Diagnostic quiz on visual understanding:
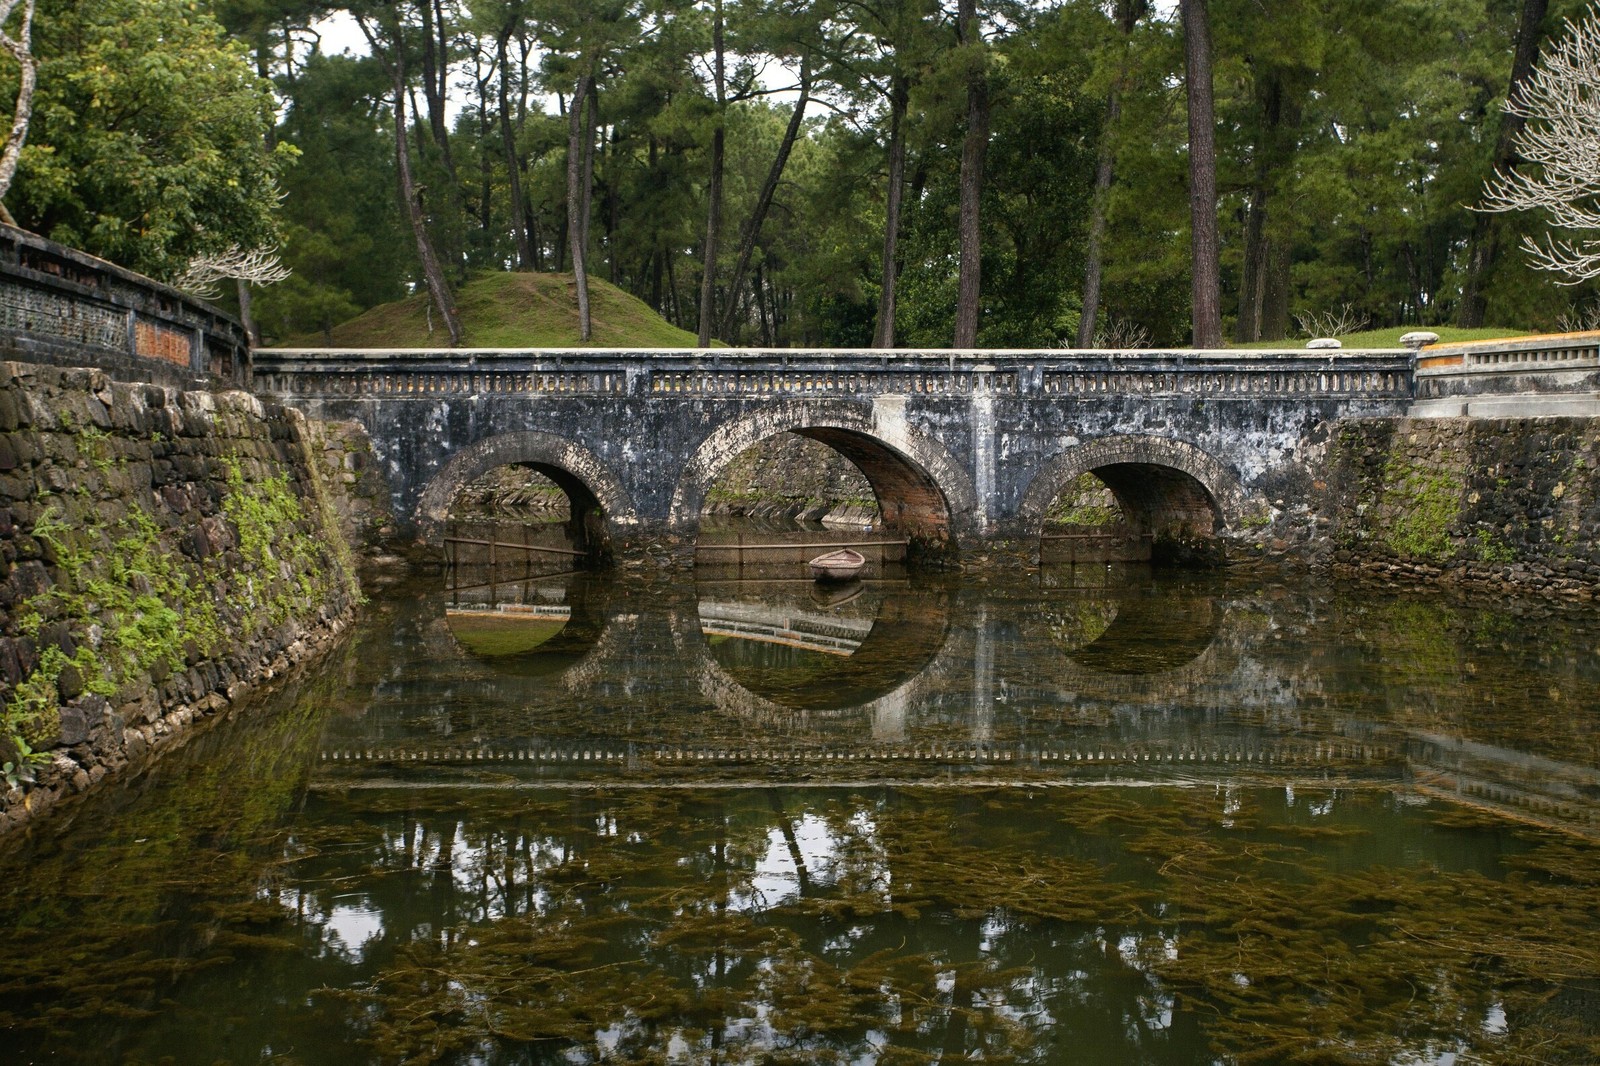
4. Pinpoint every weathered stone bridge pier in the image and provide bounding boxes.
[252,346,1416,563]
